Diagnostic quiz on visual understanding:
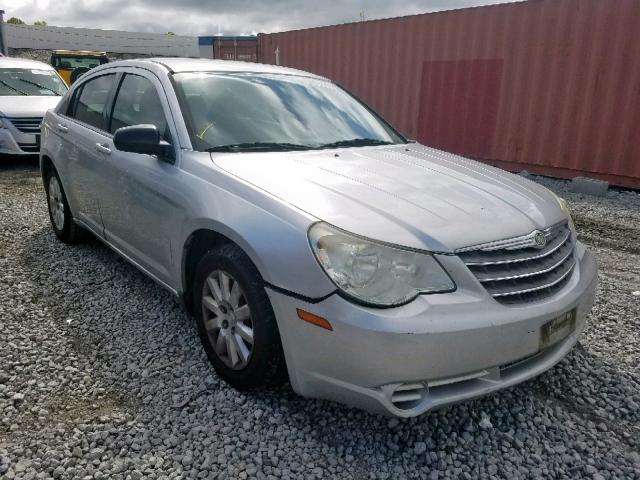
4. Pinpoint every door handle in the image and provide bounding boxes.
[56,123,68,133]
[95,143,112,155]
